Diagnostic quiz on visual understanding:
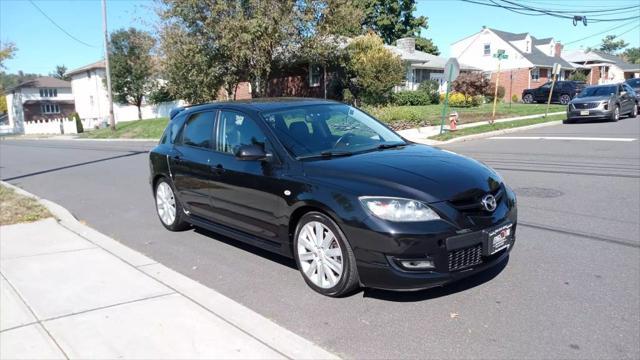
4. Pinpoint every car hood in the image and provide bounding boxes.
[302,144,502,203]
[572,95,611,103]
